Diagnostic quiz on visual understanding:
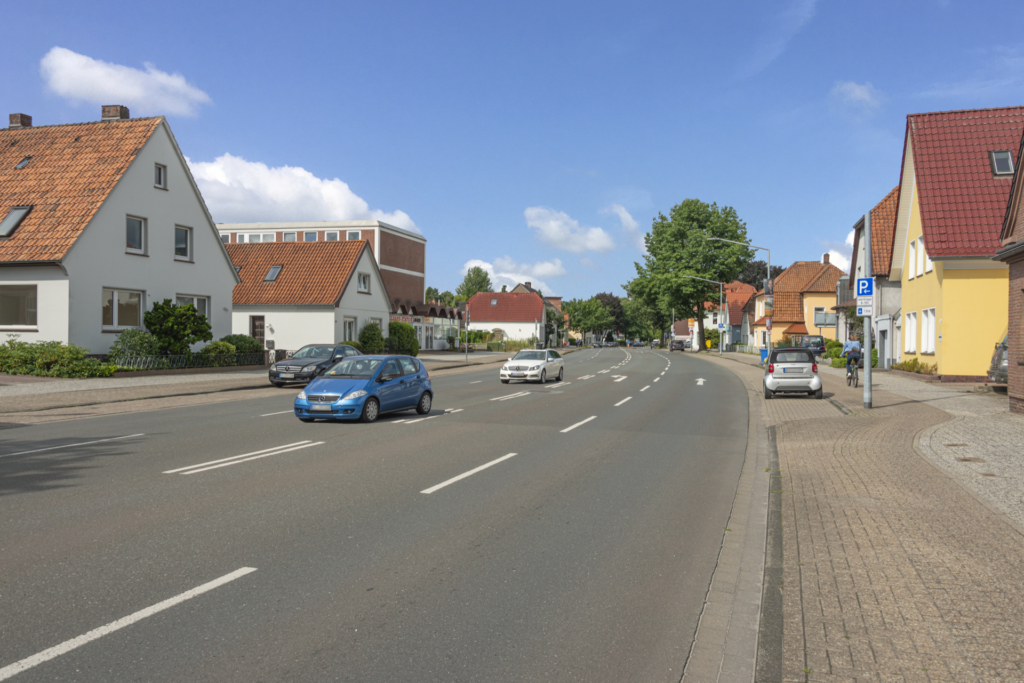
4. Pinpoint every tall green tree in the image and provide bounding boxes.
[143,300,213,355]
[627,198,752,349]
[563,297,614,339]
[595,292,626,334]
[456,266,493,302]
[424,286,440,303]
[738,260,783,288]
[438,291,457,307]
